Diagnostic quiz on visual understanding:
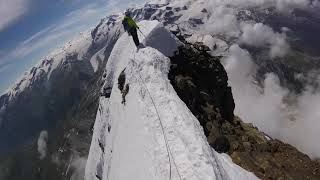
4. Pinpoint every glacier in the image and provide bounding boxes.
[85,20,257,180]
